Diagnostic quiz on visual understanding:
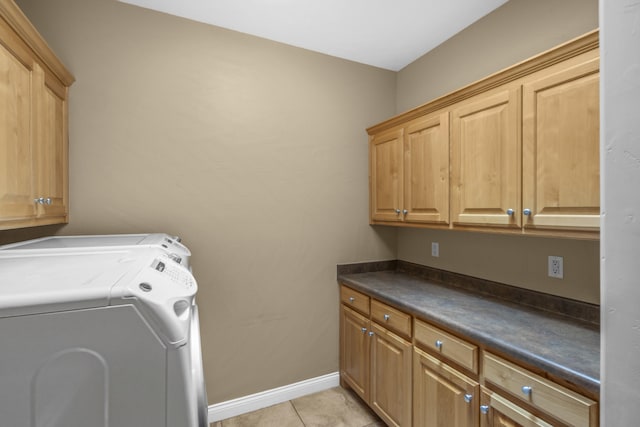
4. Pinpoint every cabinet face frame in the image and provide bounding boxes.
[480,387,553,427]
[522,50,600,232]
